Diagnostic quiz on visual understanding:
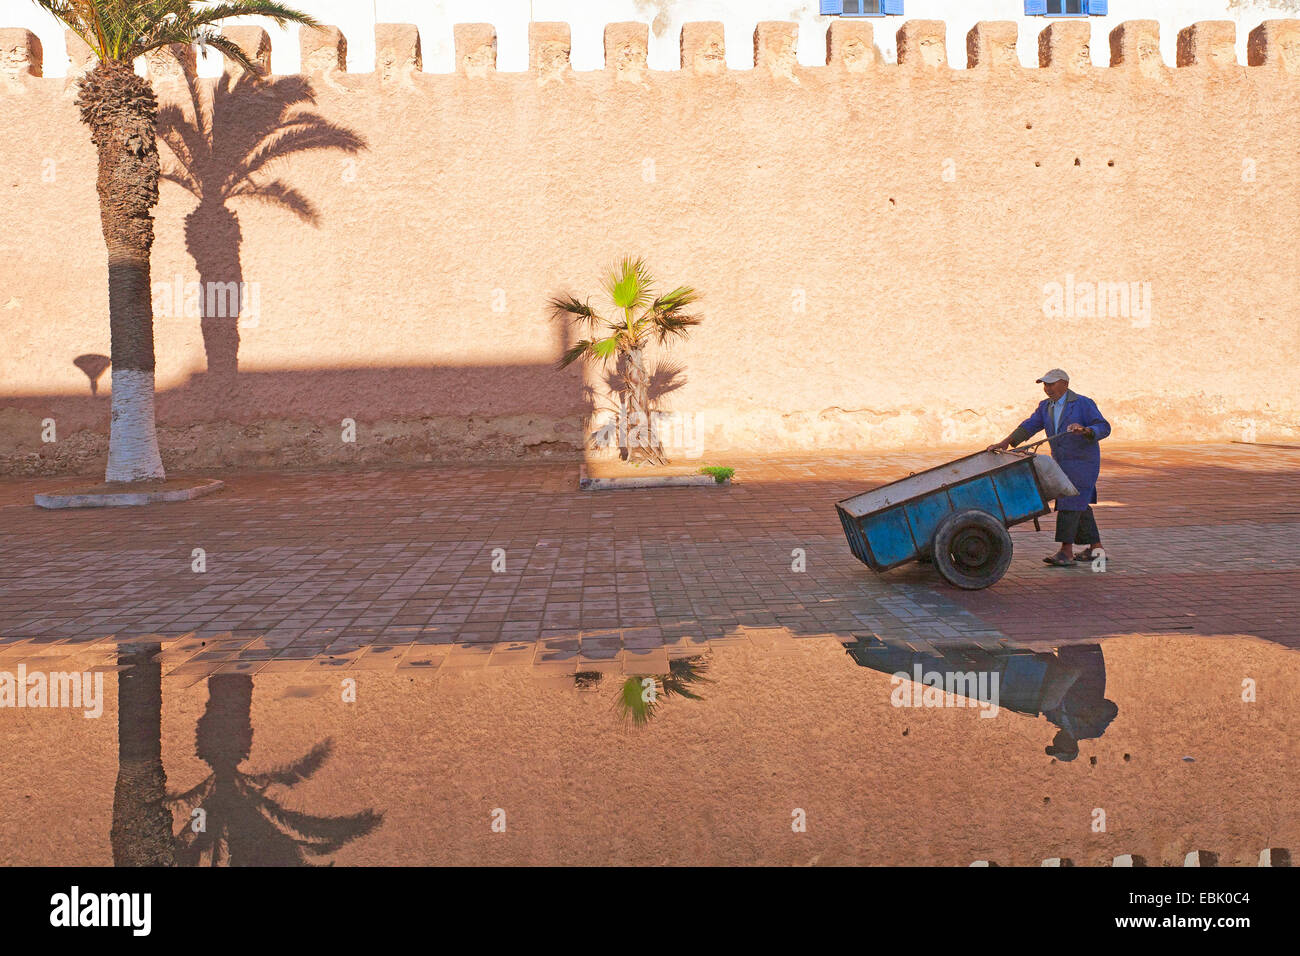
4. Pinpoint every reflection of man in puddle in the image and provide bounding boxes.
[1035,645,1119,761]
[995,643,1118,761]
[845,638,1118,760]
